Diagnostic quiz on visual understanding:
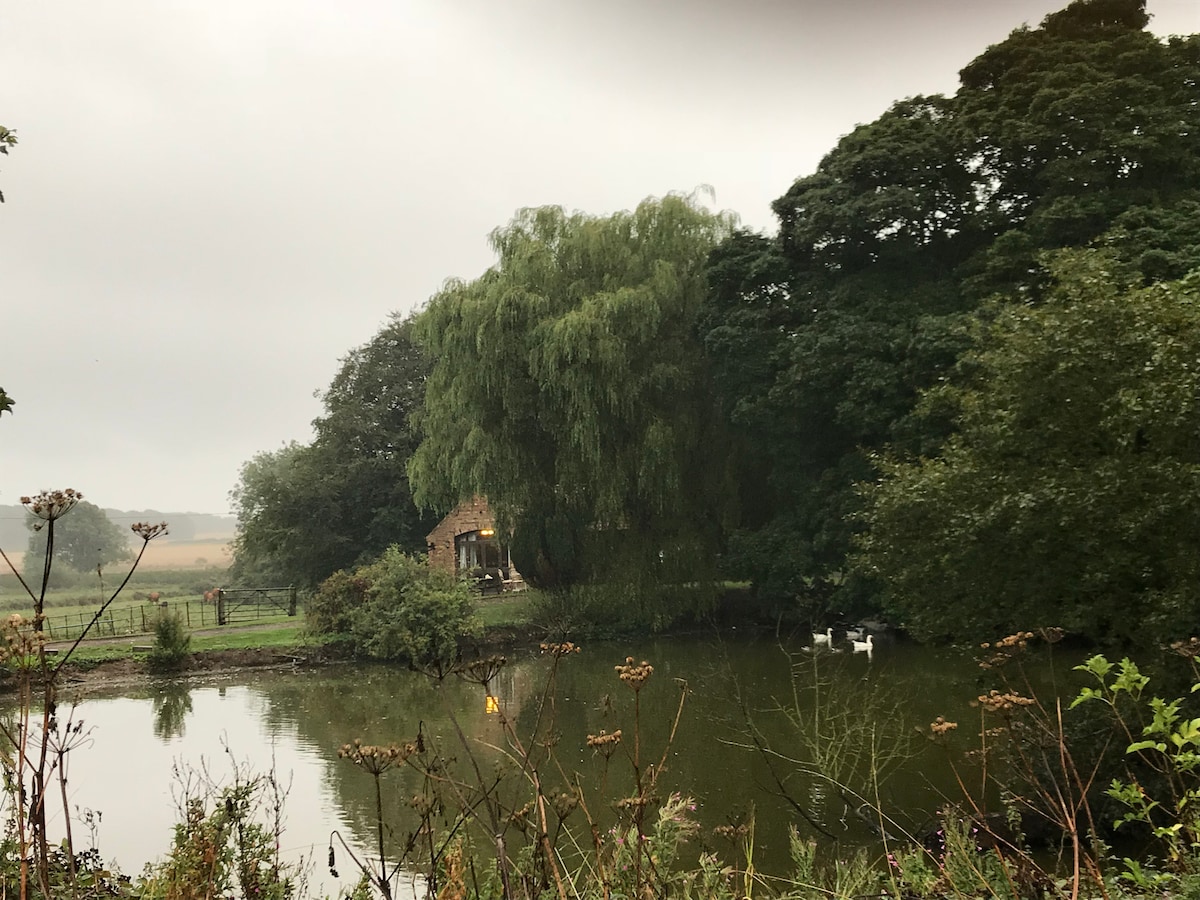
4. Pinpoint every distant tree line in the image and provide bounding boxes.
[231,0,1200,646]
